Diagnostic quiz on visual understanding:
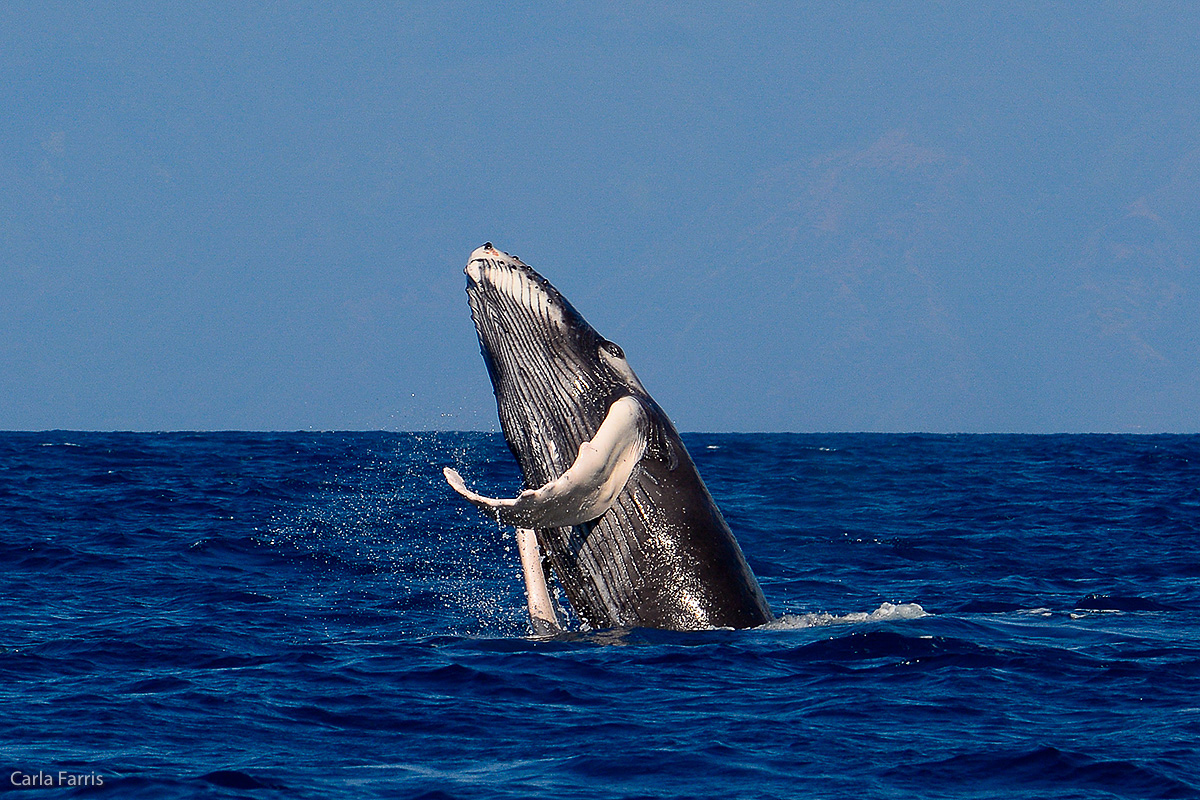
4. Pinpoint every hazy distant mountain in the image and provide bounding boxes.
[703,130,988,430]
[1072,149,1200,365]
[698,130,1200,431]
[1056,148,1200,429]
